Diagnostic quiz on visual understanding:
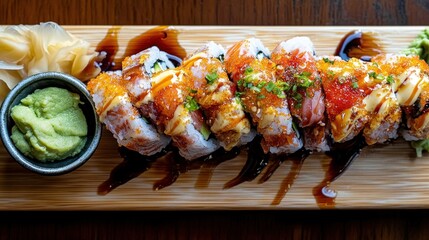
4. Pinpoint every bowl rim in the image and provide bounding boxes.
[0,71,102,176]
